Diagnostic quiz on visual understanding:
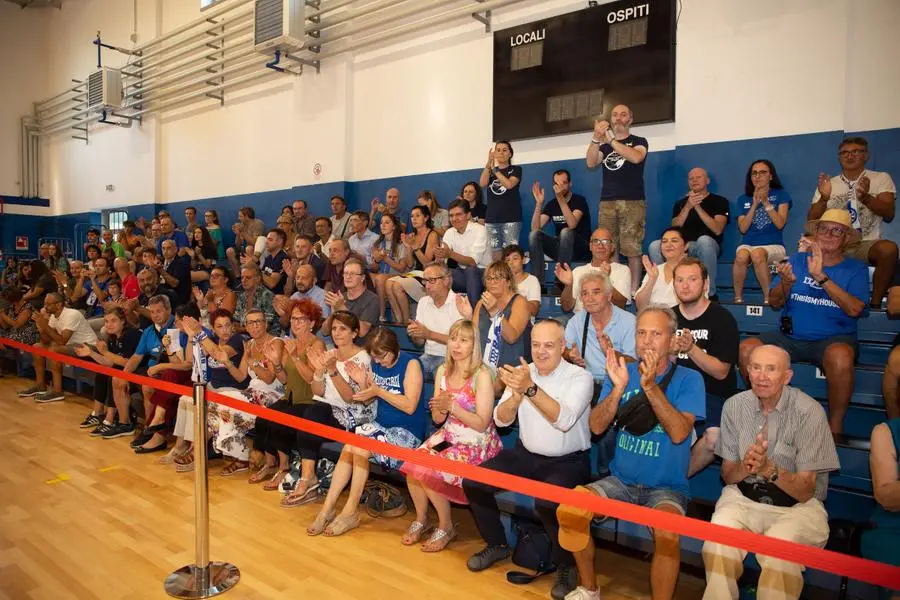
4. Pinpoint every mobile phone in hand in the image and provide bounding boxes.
[430,440,452,453]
